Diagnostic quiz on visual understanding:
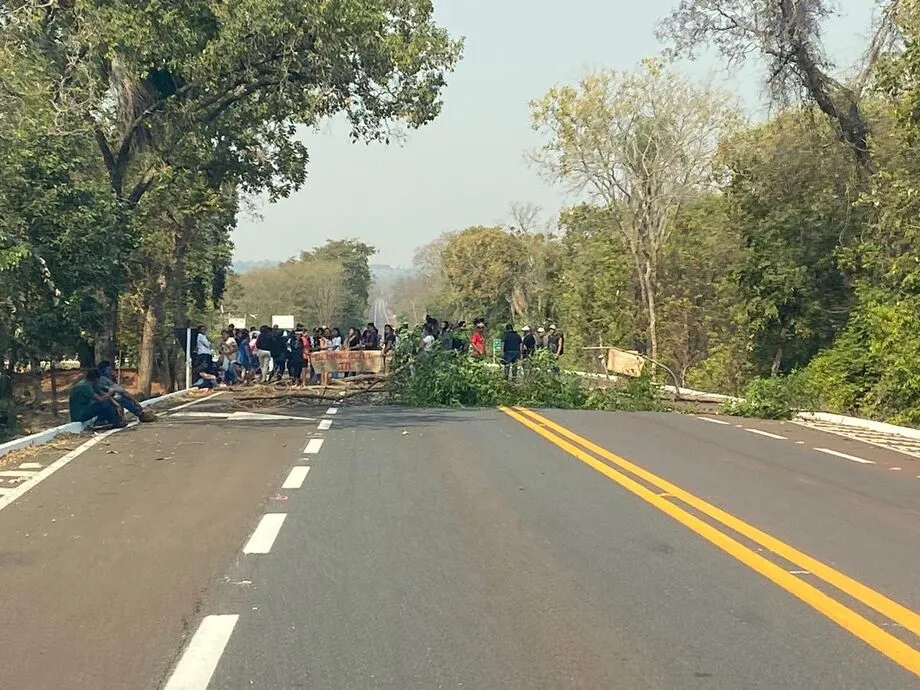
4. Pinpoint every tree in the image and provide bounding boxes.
[530,60,740,362]
[659,0,898,172]
[439,226,529,324]
[720,110,861,377]
[657,194,743,386]
[303,240,376,327]
[555,205,638,365]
